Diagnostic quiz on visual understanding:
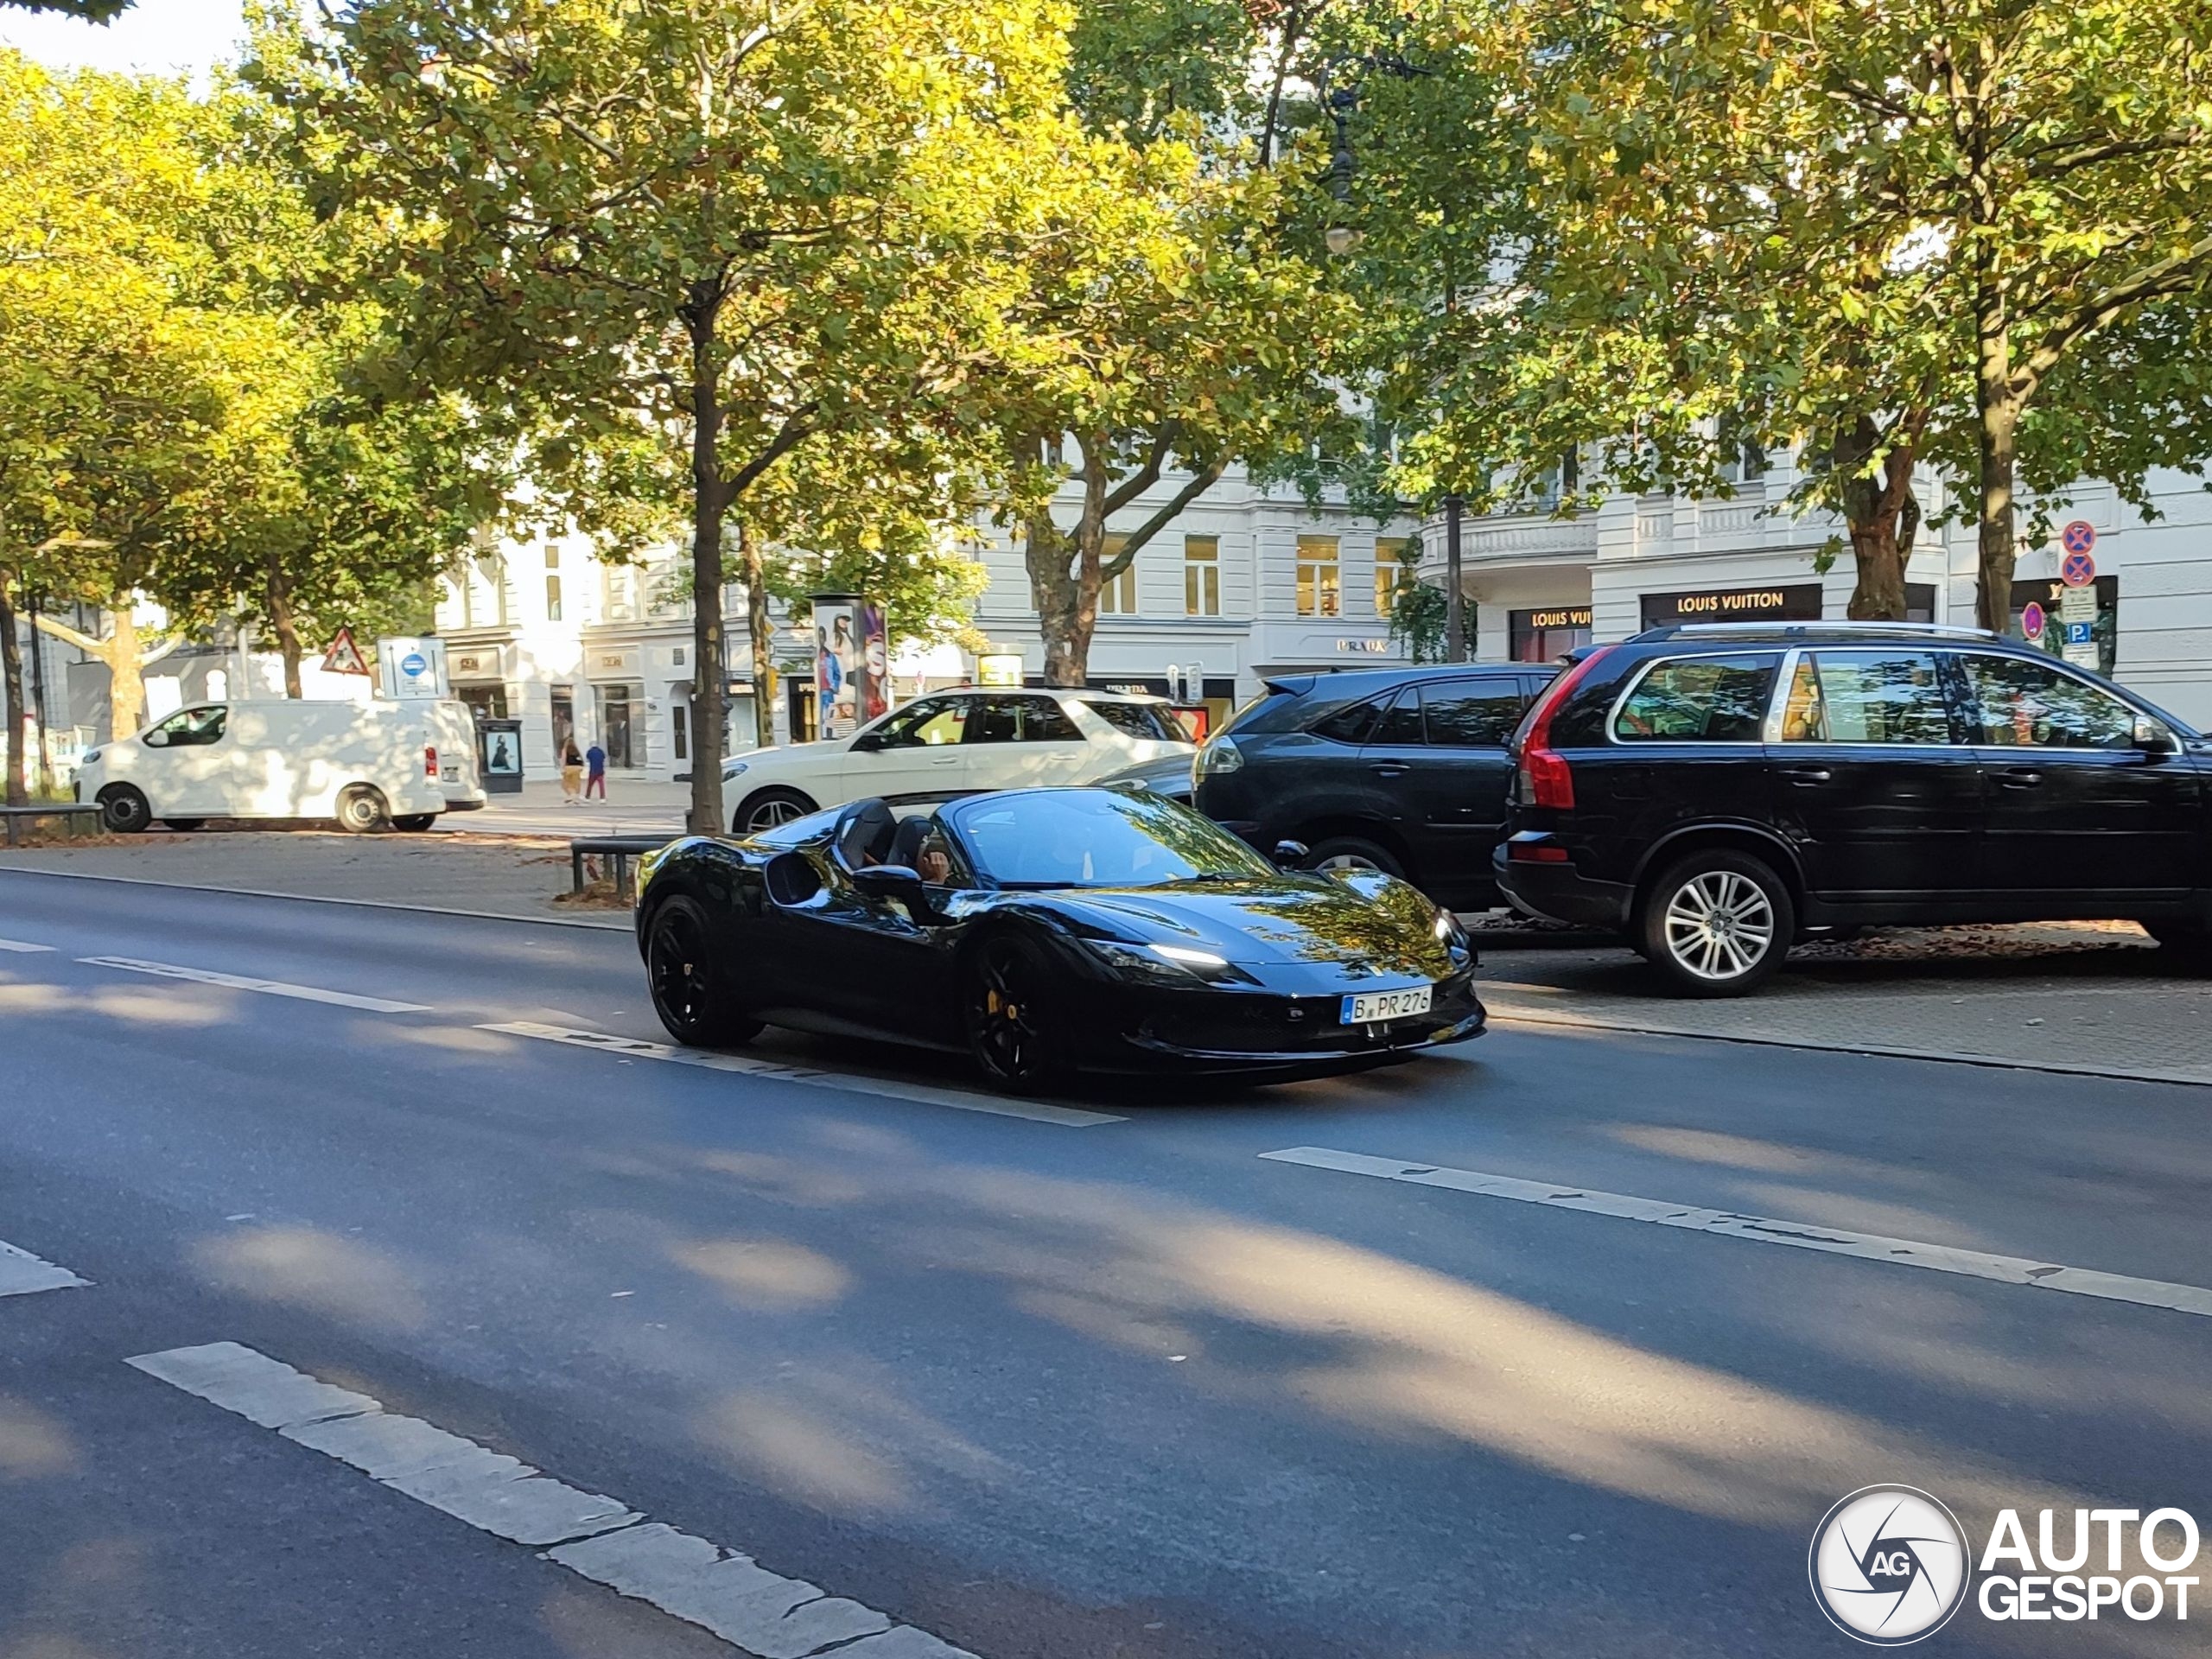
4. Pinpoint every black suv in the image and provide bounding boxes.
[1194,663,1554,909]
[1497,622,2212,995]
